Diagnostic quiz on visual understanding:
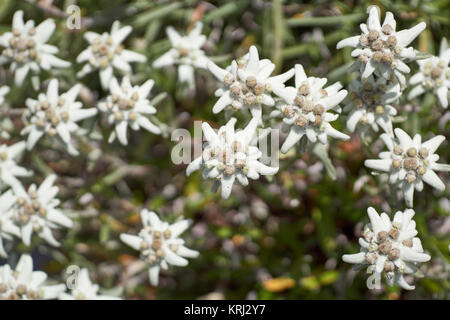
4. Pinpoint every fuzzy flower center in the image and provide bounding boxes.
[223,59,272,111]
[139,227,175,264]
[32,98,69,136]
[349,81,388,121]
[105,89,140,122]
[282,82,328,129]
[89,36,123,69]
[391,145,429,183]
[363,224,411,274]
[357,25,401,67]
[202,132,250,177]
[2,27,40,64]
[422,60,449,89]
[12,190,46,231]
